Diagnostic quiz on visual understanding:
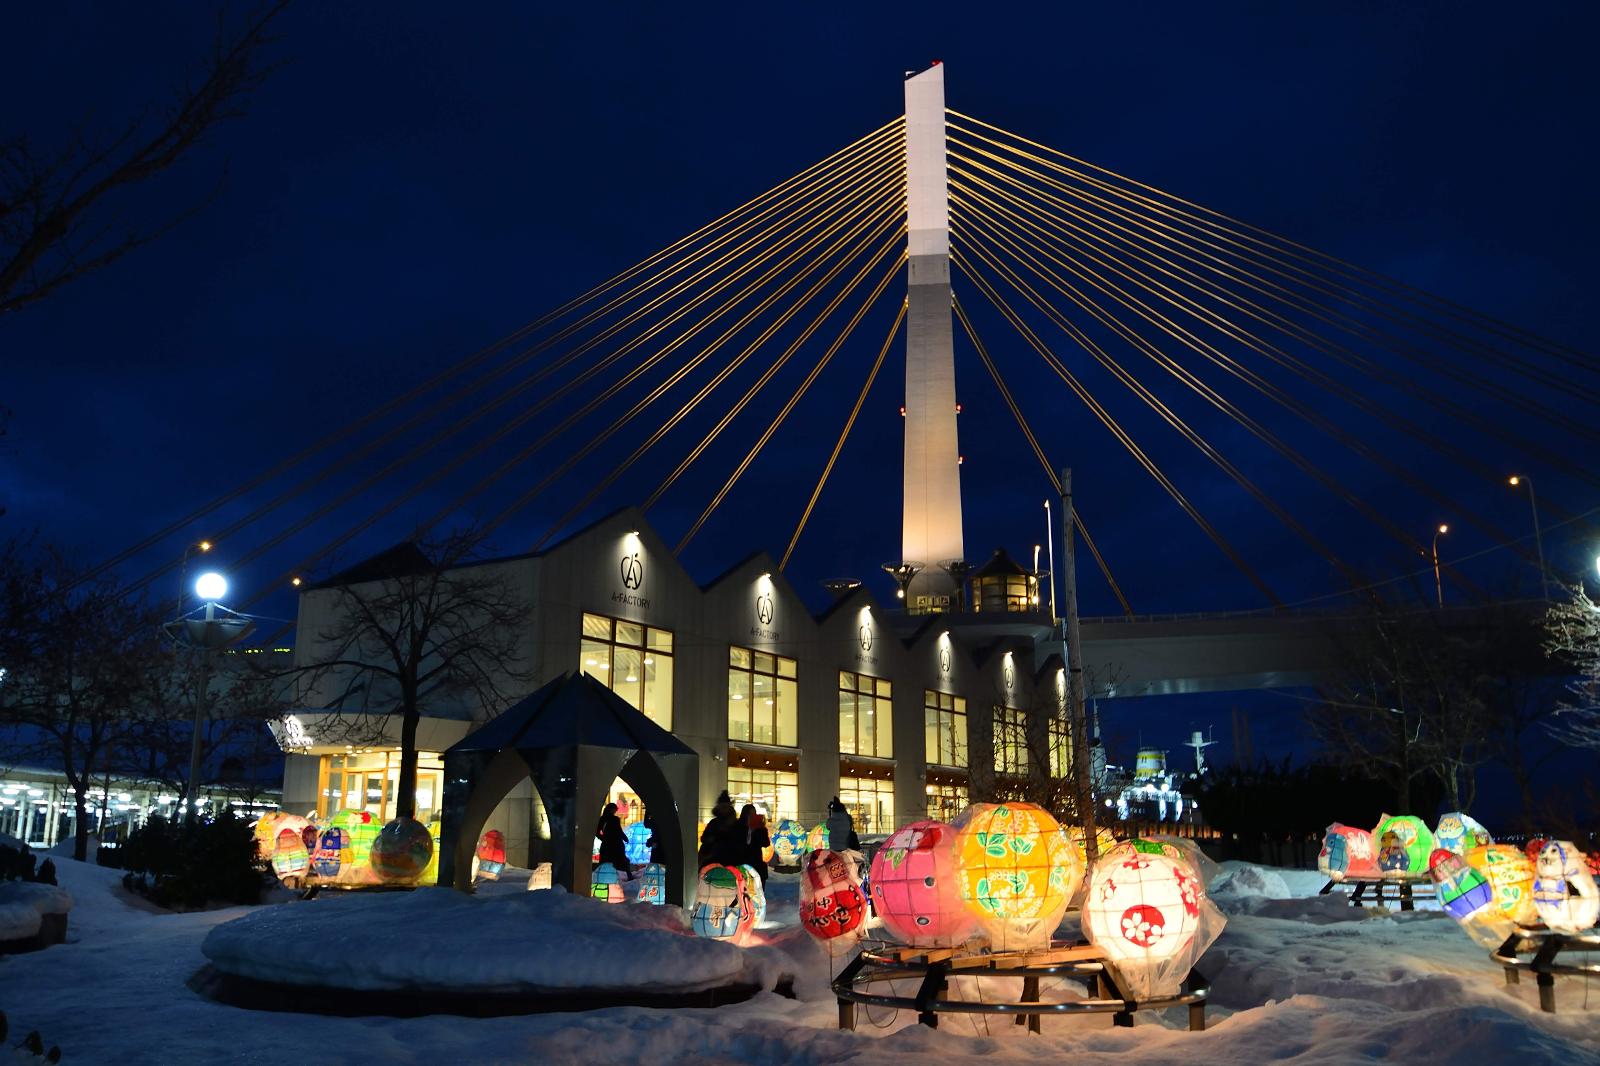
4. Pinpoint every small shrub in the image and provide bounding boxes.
[120,812,269,910]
